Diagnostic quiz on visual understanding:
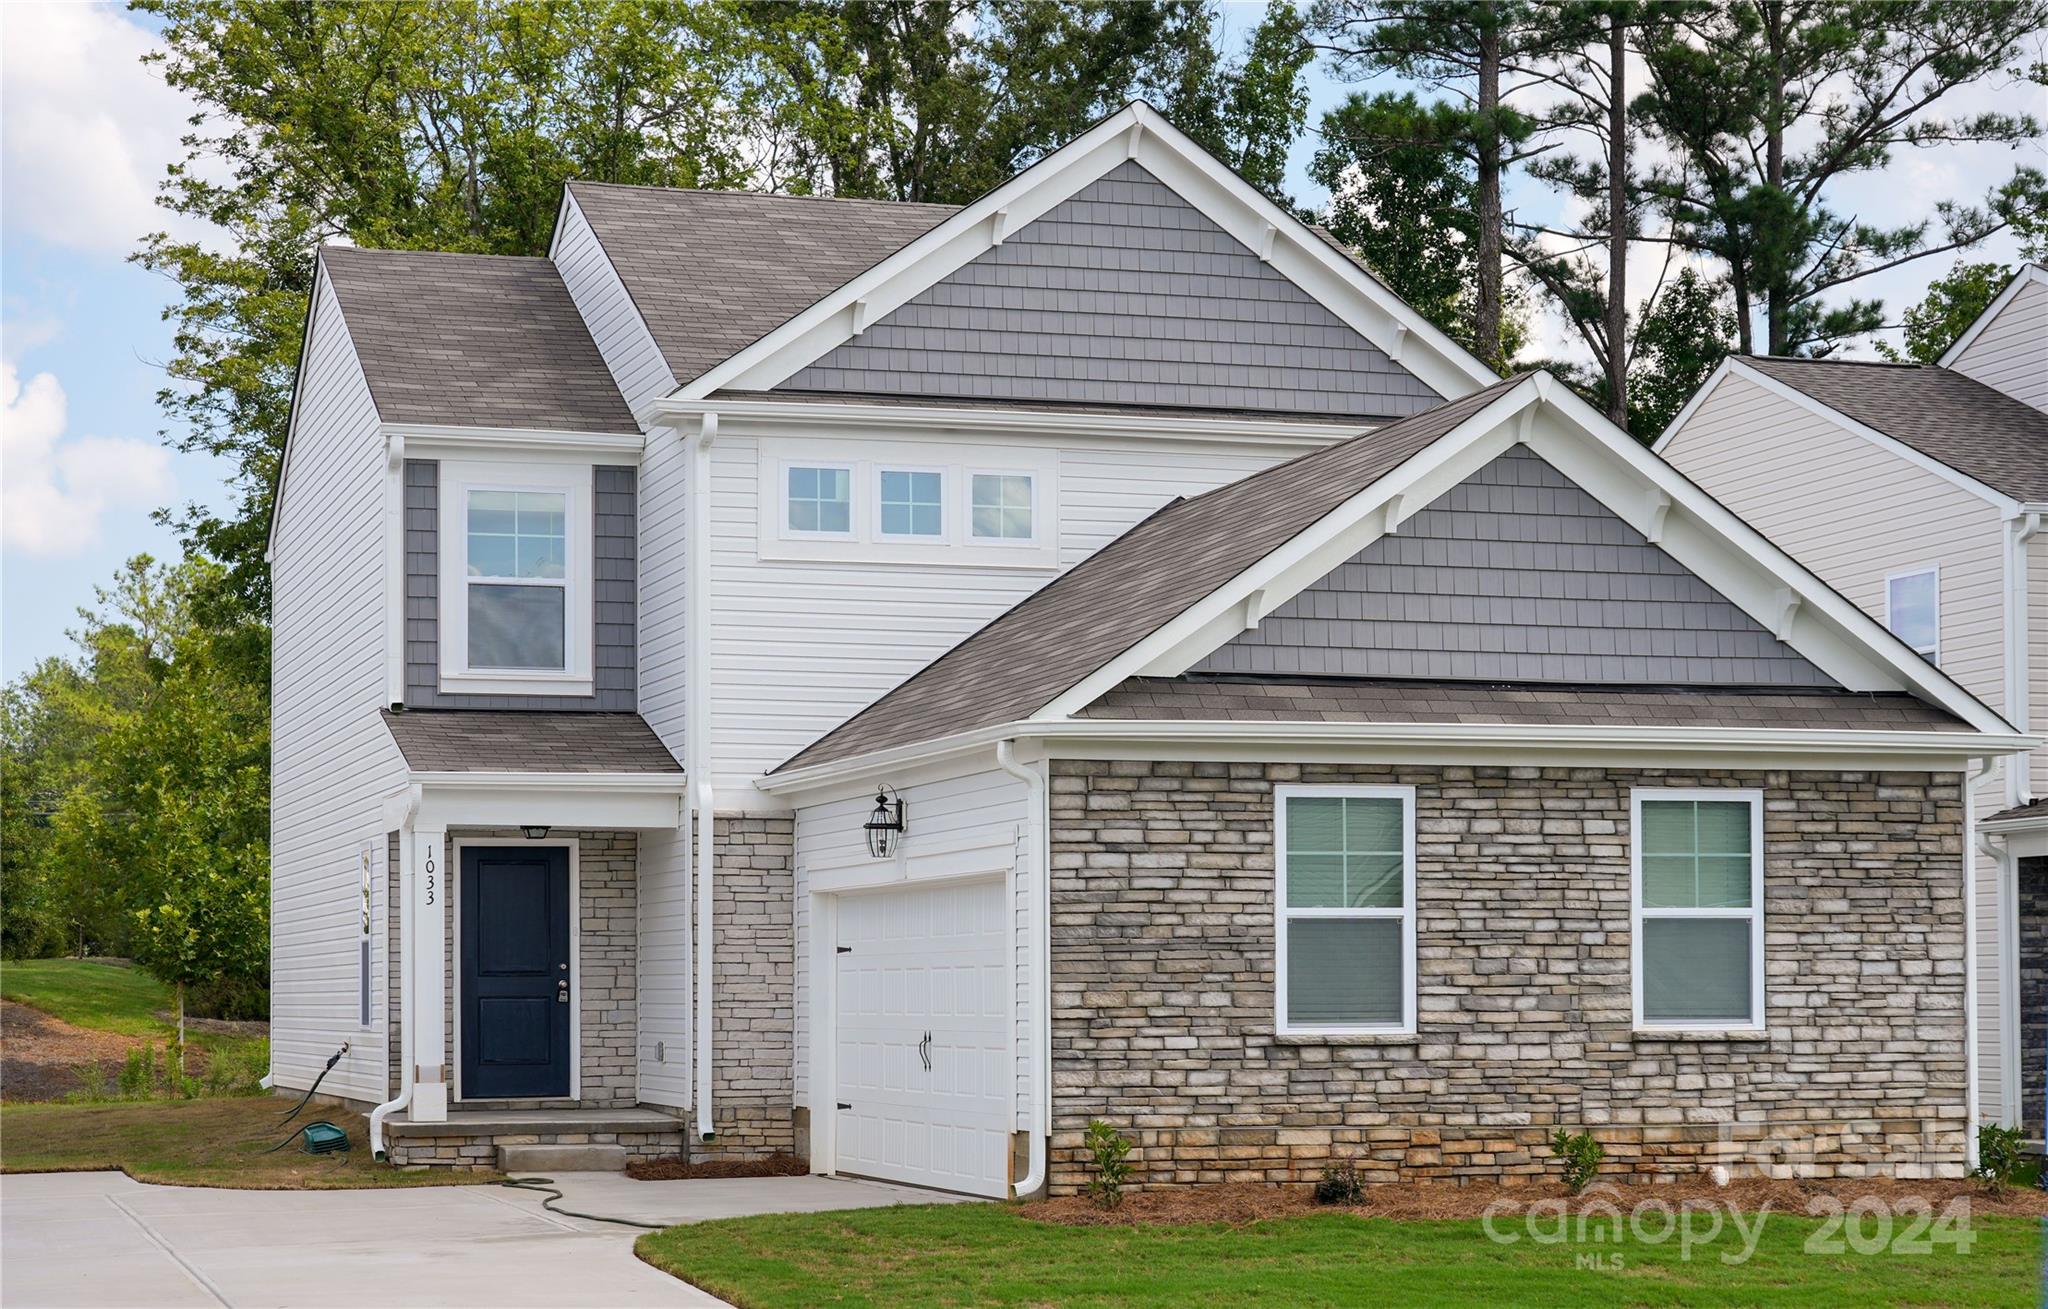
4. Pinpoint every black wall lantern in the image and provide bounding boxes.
[521,825,551,840]
[864,785,907,859]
